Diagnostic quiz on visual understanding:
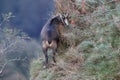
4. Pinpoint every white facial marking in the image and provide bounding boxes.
[64,19,69,26]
